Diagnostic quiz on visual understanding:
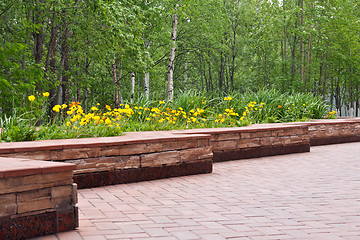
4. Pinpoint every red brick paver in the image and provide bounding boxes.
[35,143,360,239]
